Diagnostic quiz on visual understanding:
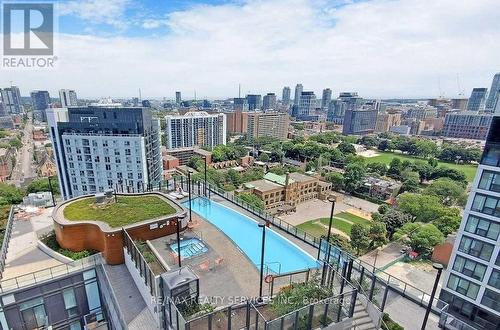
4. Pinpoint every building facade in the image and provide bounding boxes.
[263,93,277,110]
[247,111,288,140]
[175,91,182,104]
[467,88,488,112]
[59,89,78,107]
[31,90,50,121]
[486,73,500,112]
[439,116,500,329]
[165,111,226,149]
[321,88,332,109]
[294,84,303,106]
[282,87,291,106]
[246,94,262,111]
[233,97,249,111]
[342,108,378,135]
[297,91,316,119]
[0,86,23,114]
[225,110,248,134]
[48,106,162,199]
[375,112,402,133]
[442,112,493,140]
